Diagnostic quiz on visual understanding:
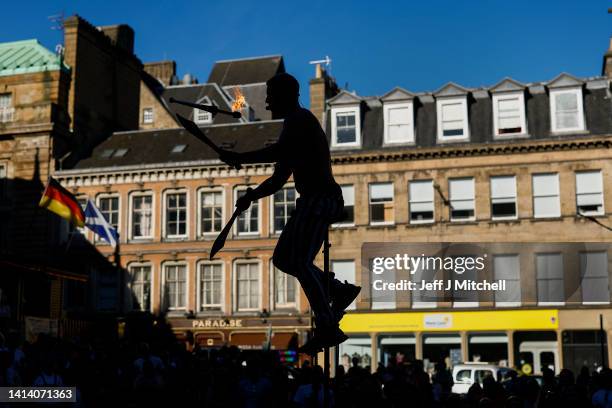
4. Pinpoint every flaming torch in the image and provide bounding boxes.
[231,87,246,112]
